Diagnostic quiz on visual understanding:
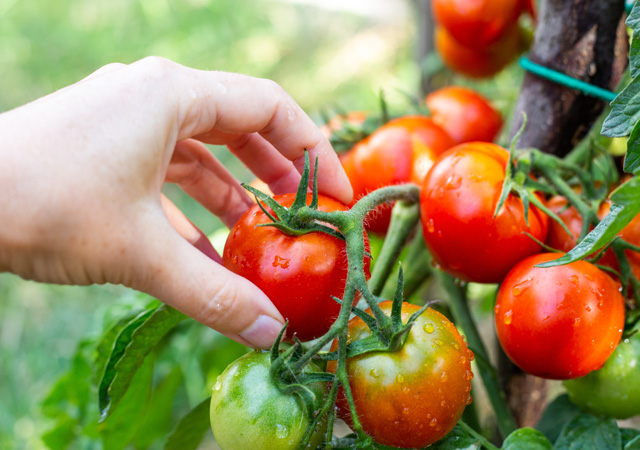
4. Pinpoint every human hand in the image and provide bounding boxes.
[0,57,352,348]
